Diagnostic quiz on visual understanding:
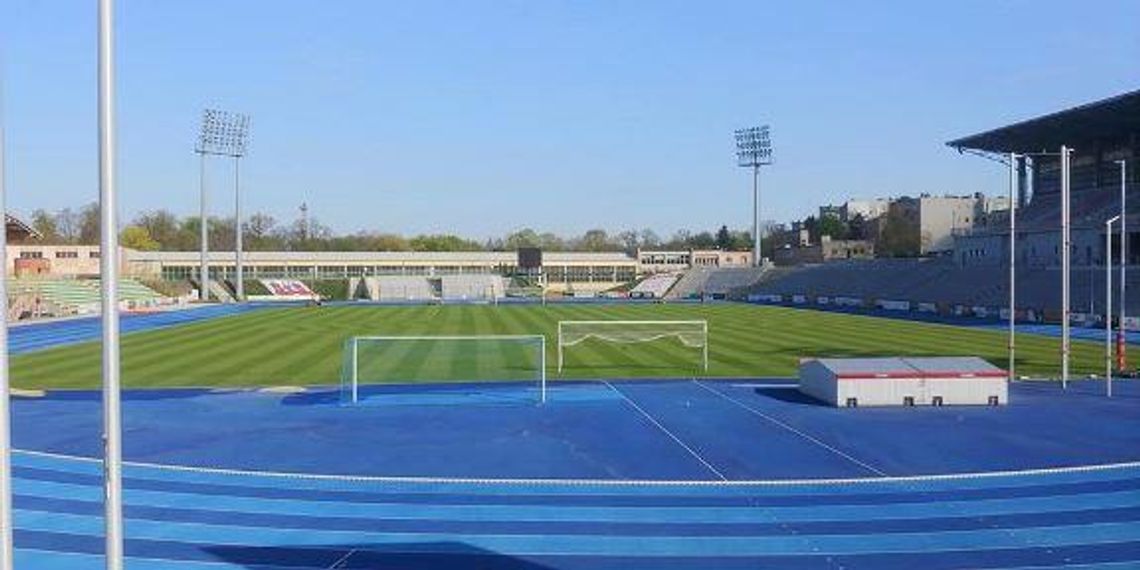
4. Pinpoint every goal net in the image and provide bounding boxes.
[557,320,708,374]
[340,335,547,404]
